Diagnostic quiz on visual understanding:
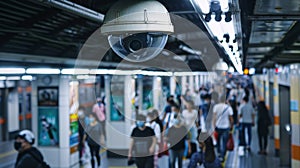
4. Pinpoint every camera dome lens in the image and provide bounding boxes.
[129,40,142,51]
[108,32,168,62]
